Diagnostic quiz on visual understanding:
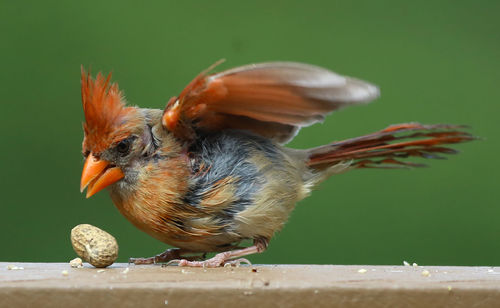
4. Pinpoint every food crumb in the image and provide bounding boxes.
[412,263,418,268]
[61,270,69,276]
[243,291,253,296]
[358,269,367,274]
[251,268,258,273]
[97,269,106,273]
[403,261,410,266]
[122,267,130,274]
[7,265,24,270]
[69,257,83,268]
[447,285,452,291]
[421,270,431,277]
